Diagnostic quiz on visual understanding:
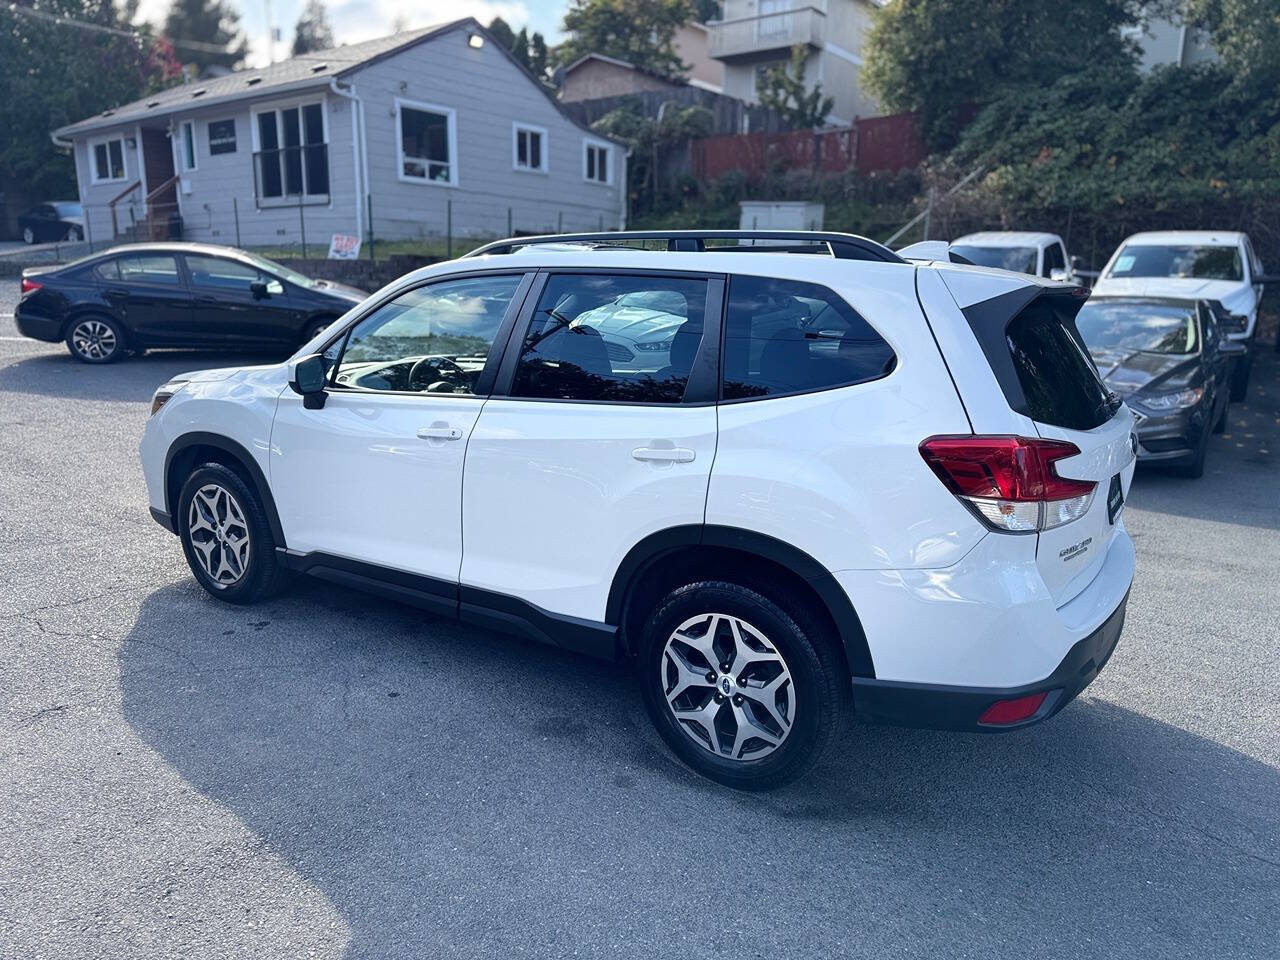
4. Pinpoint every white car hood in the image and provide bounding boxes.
[1092,276,1243,300]
[174,363,280,384]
